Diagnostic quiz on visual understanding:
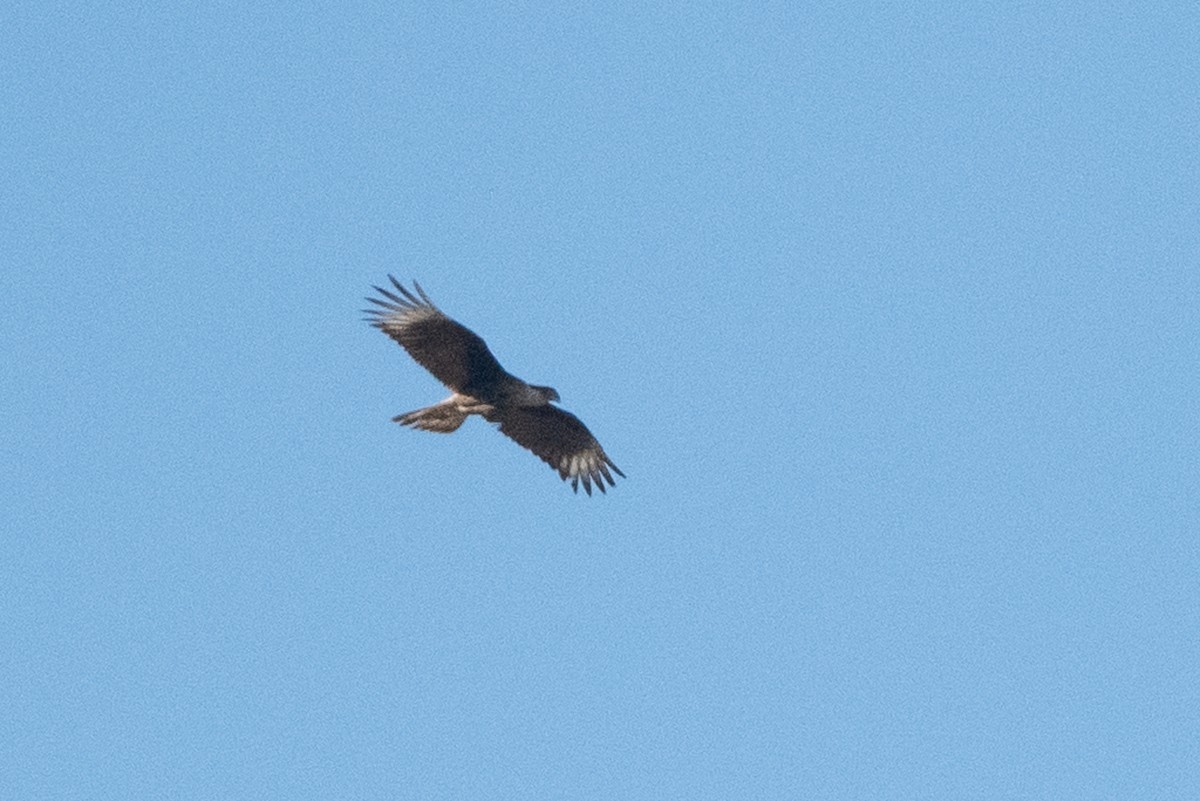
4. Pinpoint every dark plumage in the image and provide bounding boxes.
[365,277,624,495]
